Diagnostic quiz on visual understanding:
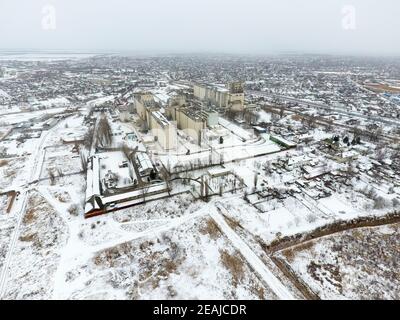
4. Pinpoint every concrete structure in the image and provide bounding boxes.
[149,111,177,150]
[202,109,219,127]
[134,92,158,128]
[173,108,207,144]
[228,82,245,111]
[168,94,187,108]
[193,82,245,111]
[167,92,219,145]
[170,105,219,145]
[134,92,177,150]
